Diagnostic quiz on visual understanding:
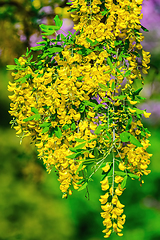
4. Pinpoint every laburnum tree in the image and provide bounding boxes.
[8,0,152,238]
